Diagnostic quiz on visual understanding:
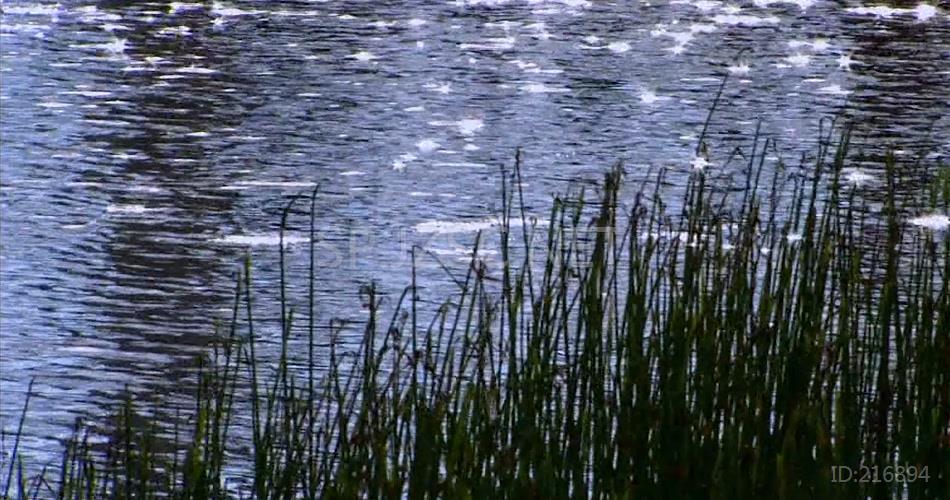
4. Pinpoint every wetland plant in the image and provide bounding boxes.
[2,128,948,499]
